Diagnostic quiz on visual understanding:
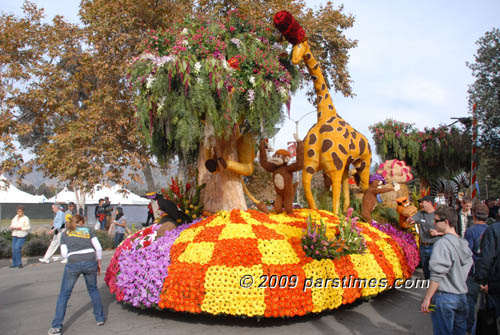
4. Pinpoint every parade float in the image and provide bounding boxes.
[105,10,419,318]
